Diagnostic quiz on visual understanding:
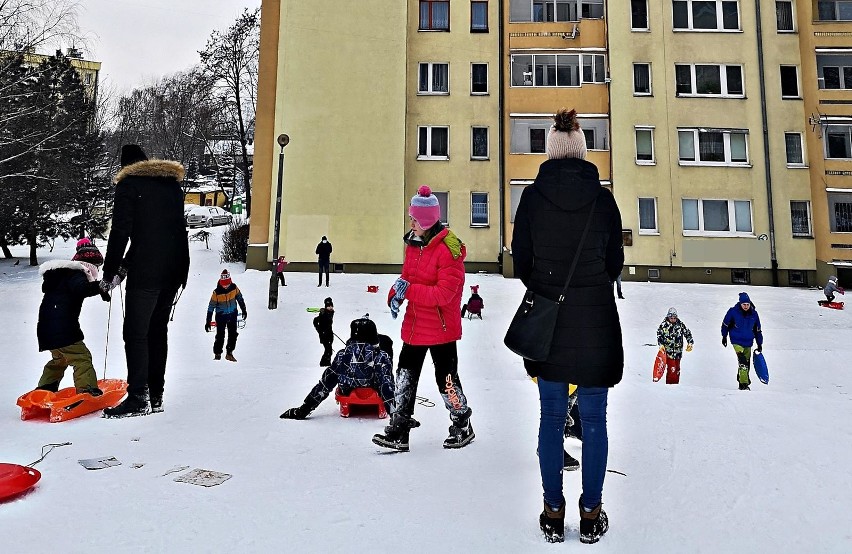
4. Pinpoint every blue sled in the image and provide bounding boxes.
[753,351,769,385]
